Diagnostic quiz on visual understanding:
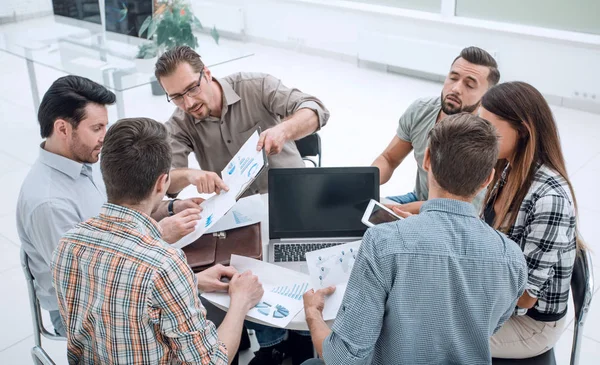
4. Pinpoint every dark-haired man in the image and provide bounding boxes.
[155,46,328,364]
[303,114,527,365]
[155,45,330,197]
[16,75,203,336]
[53,117,264,364]
[372,46,500,214]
